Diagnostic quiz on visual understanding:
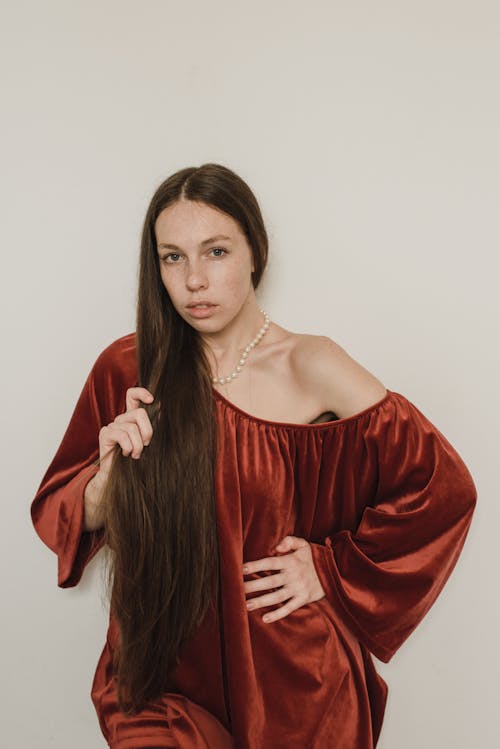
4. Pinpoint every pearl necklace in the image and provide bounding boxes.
[211,308,271,385]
